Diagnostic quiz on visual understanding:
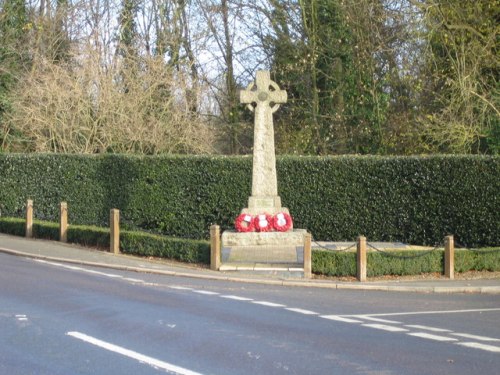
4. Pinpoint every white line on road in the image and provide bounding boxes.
[348,308,500,317]
[123,278,145,283]
[451,333,500,342]
[34,260,124,279]
[285,308,318,315]
[66,331,203,375]
[404,325,451,332]
[362,324,409,332]
[252,301,286,308]
[356,316,401,324]
[169,286,193,291]
[220,295,253,301]
[456,342,500,353]
[15,314,28,321]
[320,315,363,323]
[407,332,458,342]
[192,290,219,295]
